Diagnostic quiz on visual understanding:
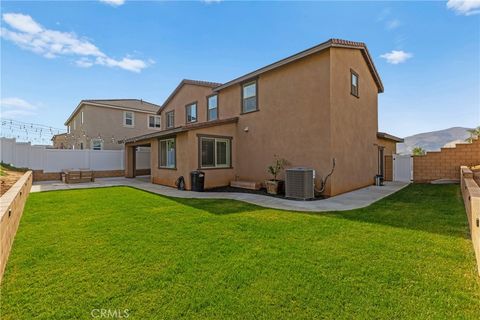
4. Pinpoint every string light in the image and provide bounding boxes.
[0,118,66,145]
